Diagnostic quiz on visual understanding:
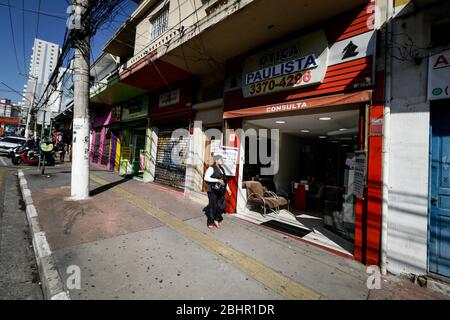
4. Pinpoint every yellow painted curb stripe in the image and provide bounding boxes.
[90,174,325,300]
